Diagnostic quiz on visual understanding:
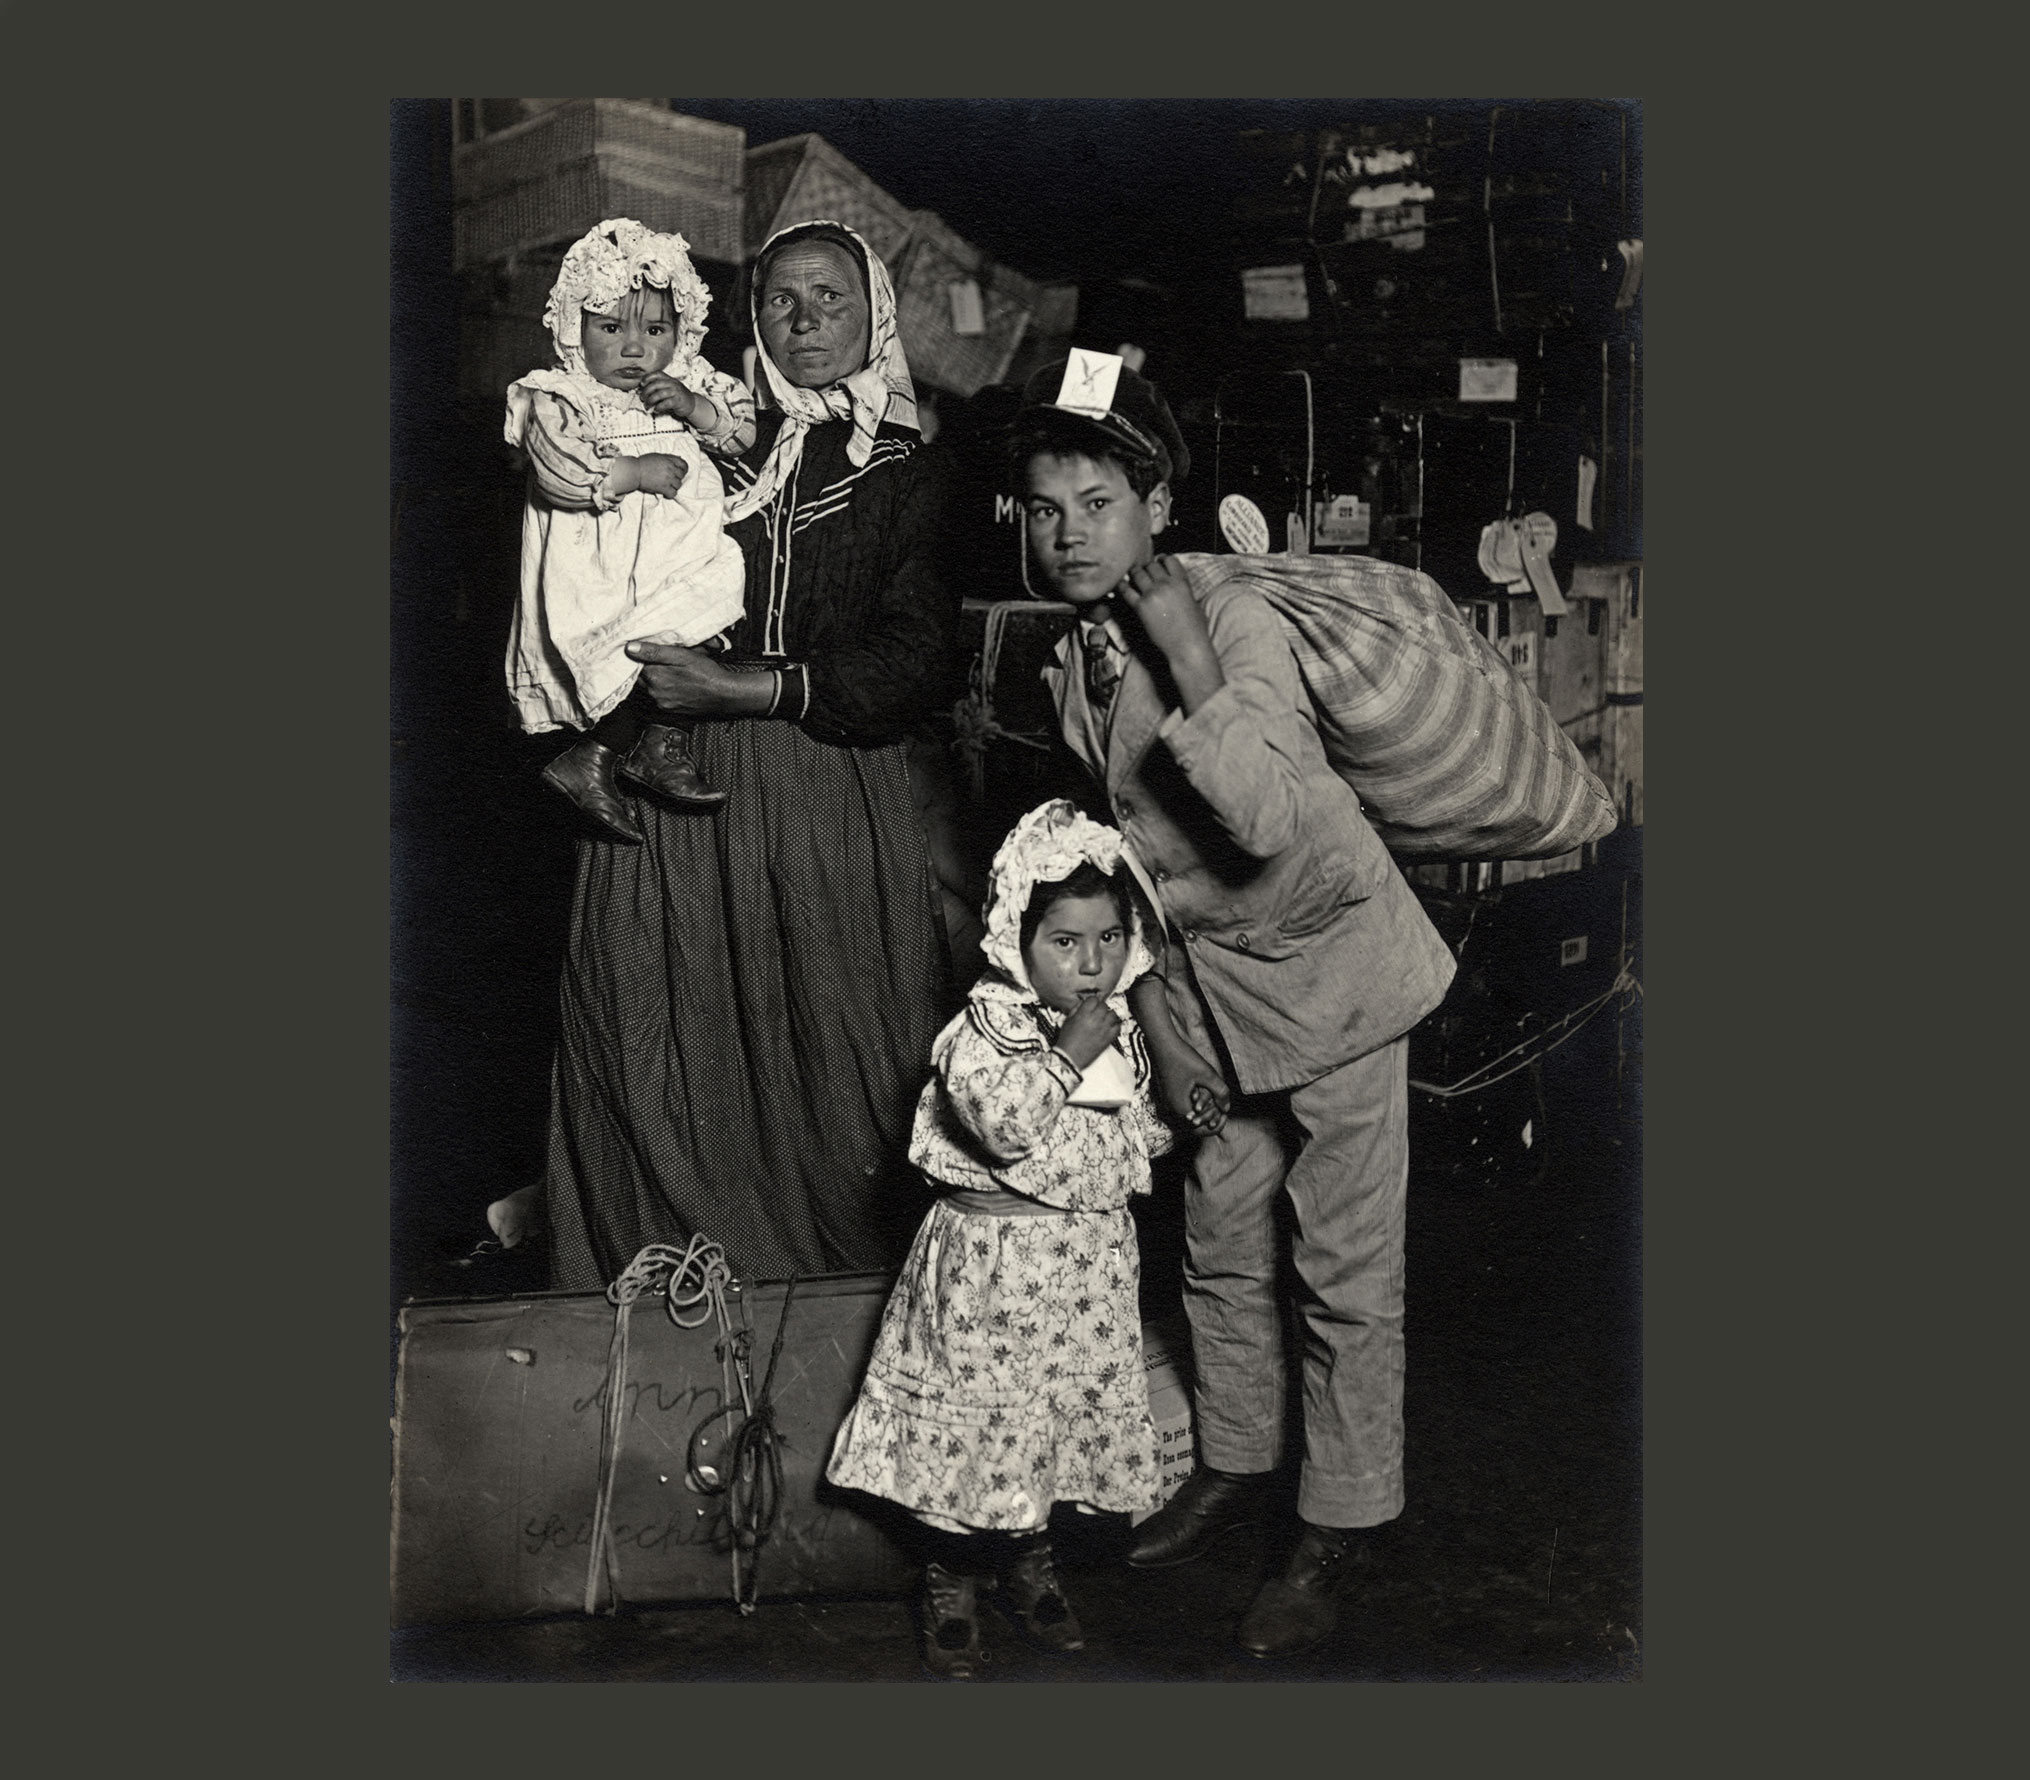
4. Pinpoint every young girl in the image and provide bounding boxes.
[504,218,757,842]
[826,799,1225,1678]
